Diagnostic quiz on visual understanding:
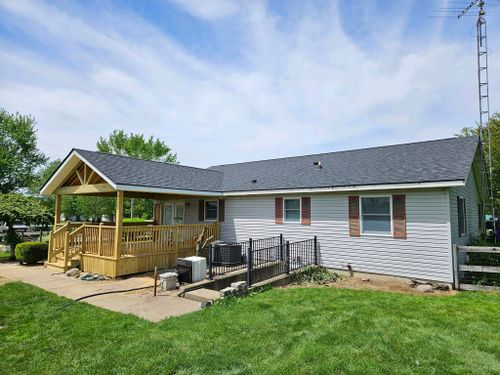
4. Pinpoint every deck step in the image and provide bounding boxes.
[183,288,221,303]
